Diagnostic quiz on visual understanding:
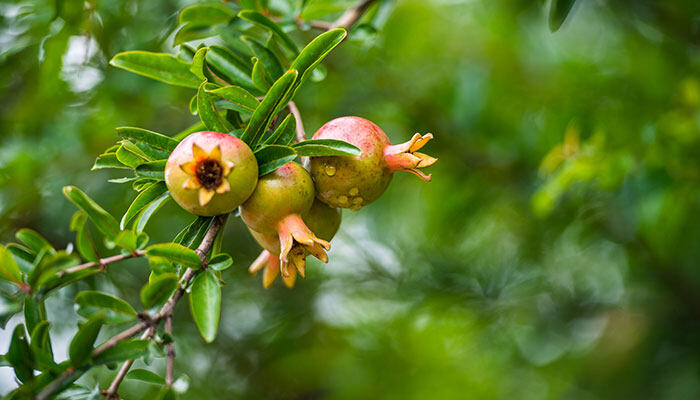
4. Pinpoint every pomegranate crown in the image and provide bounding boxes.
[179,143,235,206]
